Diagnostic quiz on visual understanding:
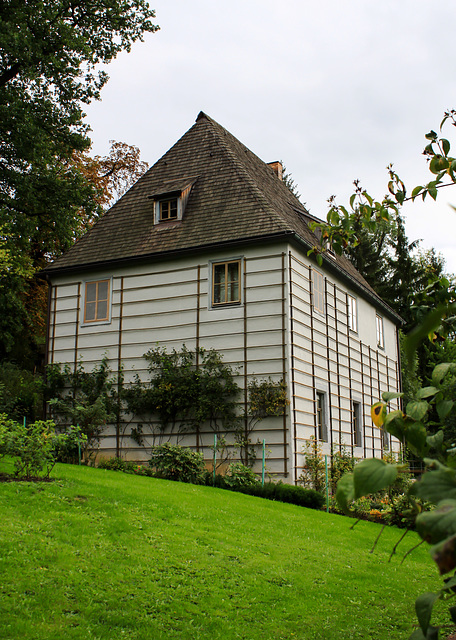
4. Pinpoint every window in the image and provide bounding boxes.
[84,279,110,323]
[352,401,362,447]
[348,295,357,332]
[212,260,241,306]
[316,391,327,442]
[159,198,178,221]
[376,314,384,349]
[311,270,325,315]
